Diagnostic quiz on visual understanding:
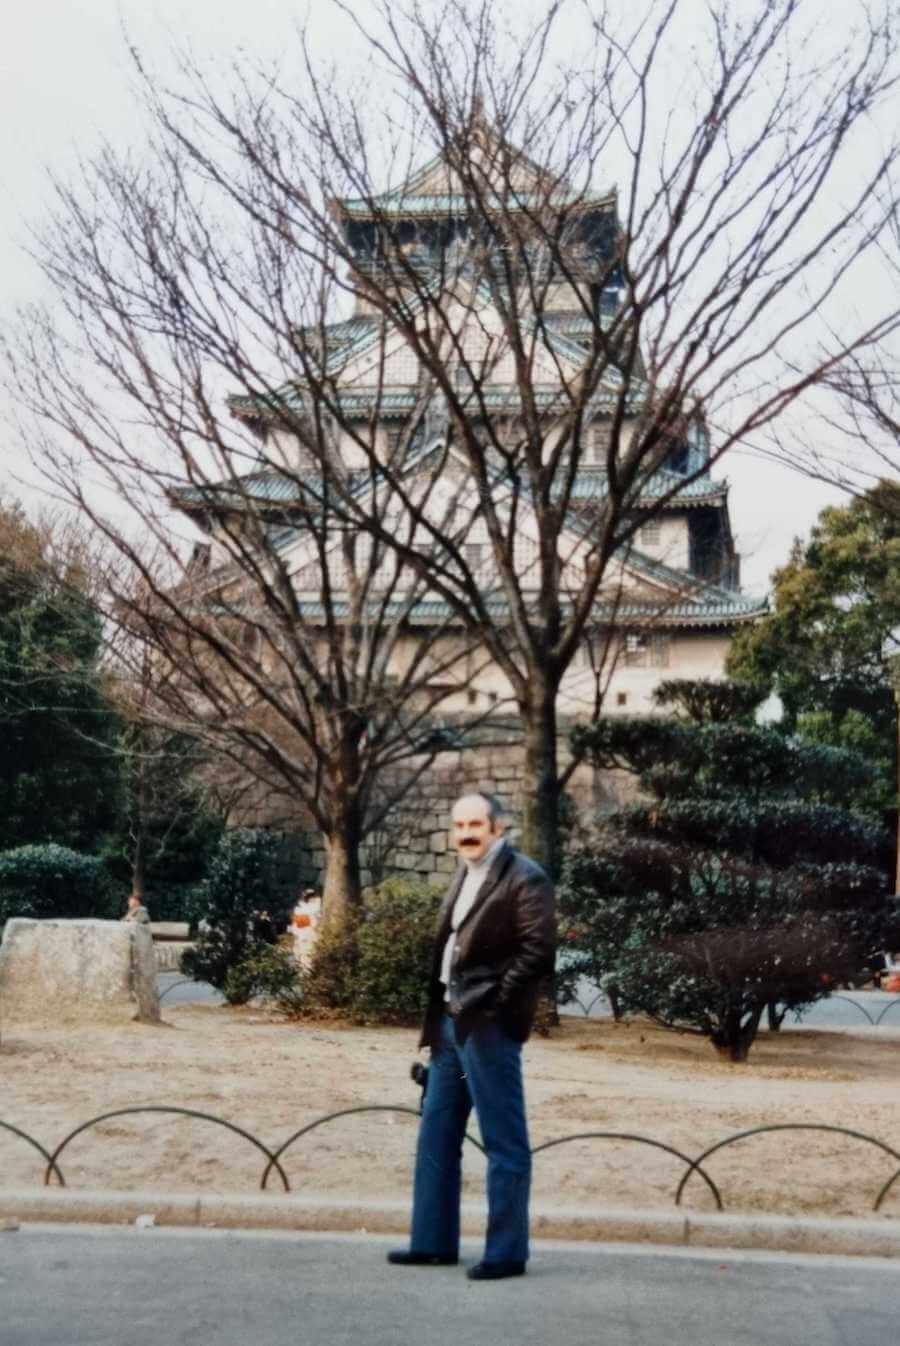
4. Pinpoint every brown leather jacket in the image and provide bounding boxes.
[420,841,556,1052]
